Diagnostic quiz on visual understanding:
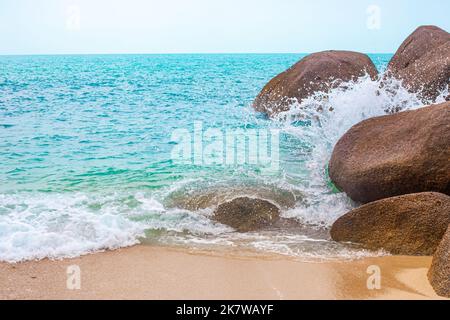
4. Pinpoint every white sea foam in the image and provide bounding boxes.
[0,192,146,262]
[0,191,229,262]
